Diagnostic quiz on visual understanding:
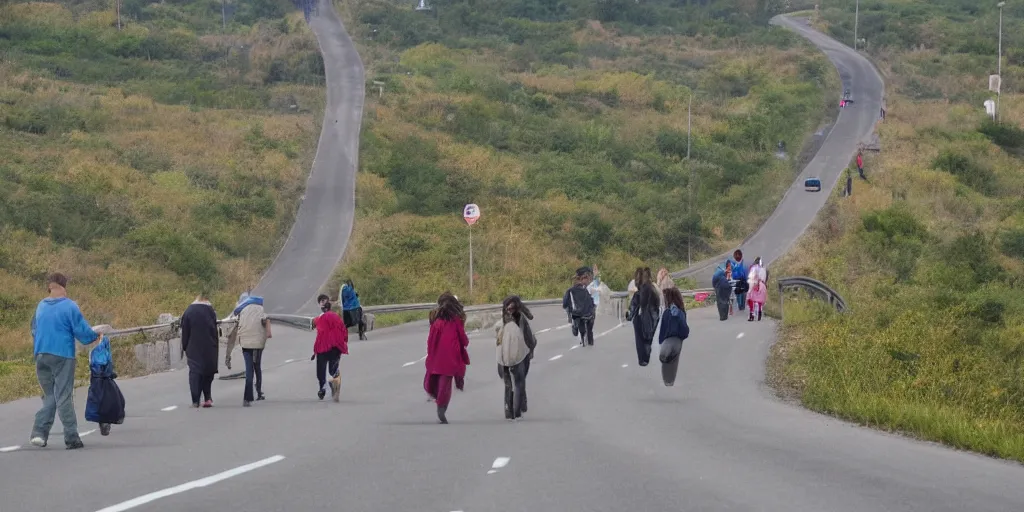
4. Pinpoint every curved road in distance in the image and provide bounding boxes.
[253,0,365,315]
[673,14,884,285]
[2,309,1024,511]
